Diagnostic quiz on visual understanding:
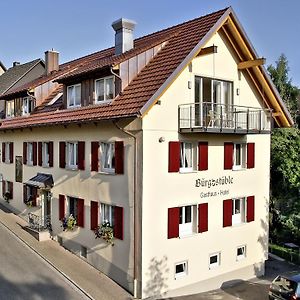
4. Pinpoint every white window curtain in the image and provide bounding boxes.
[101,142,115,171]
